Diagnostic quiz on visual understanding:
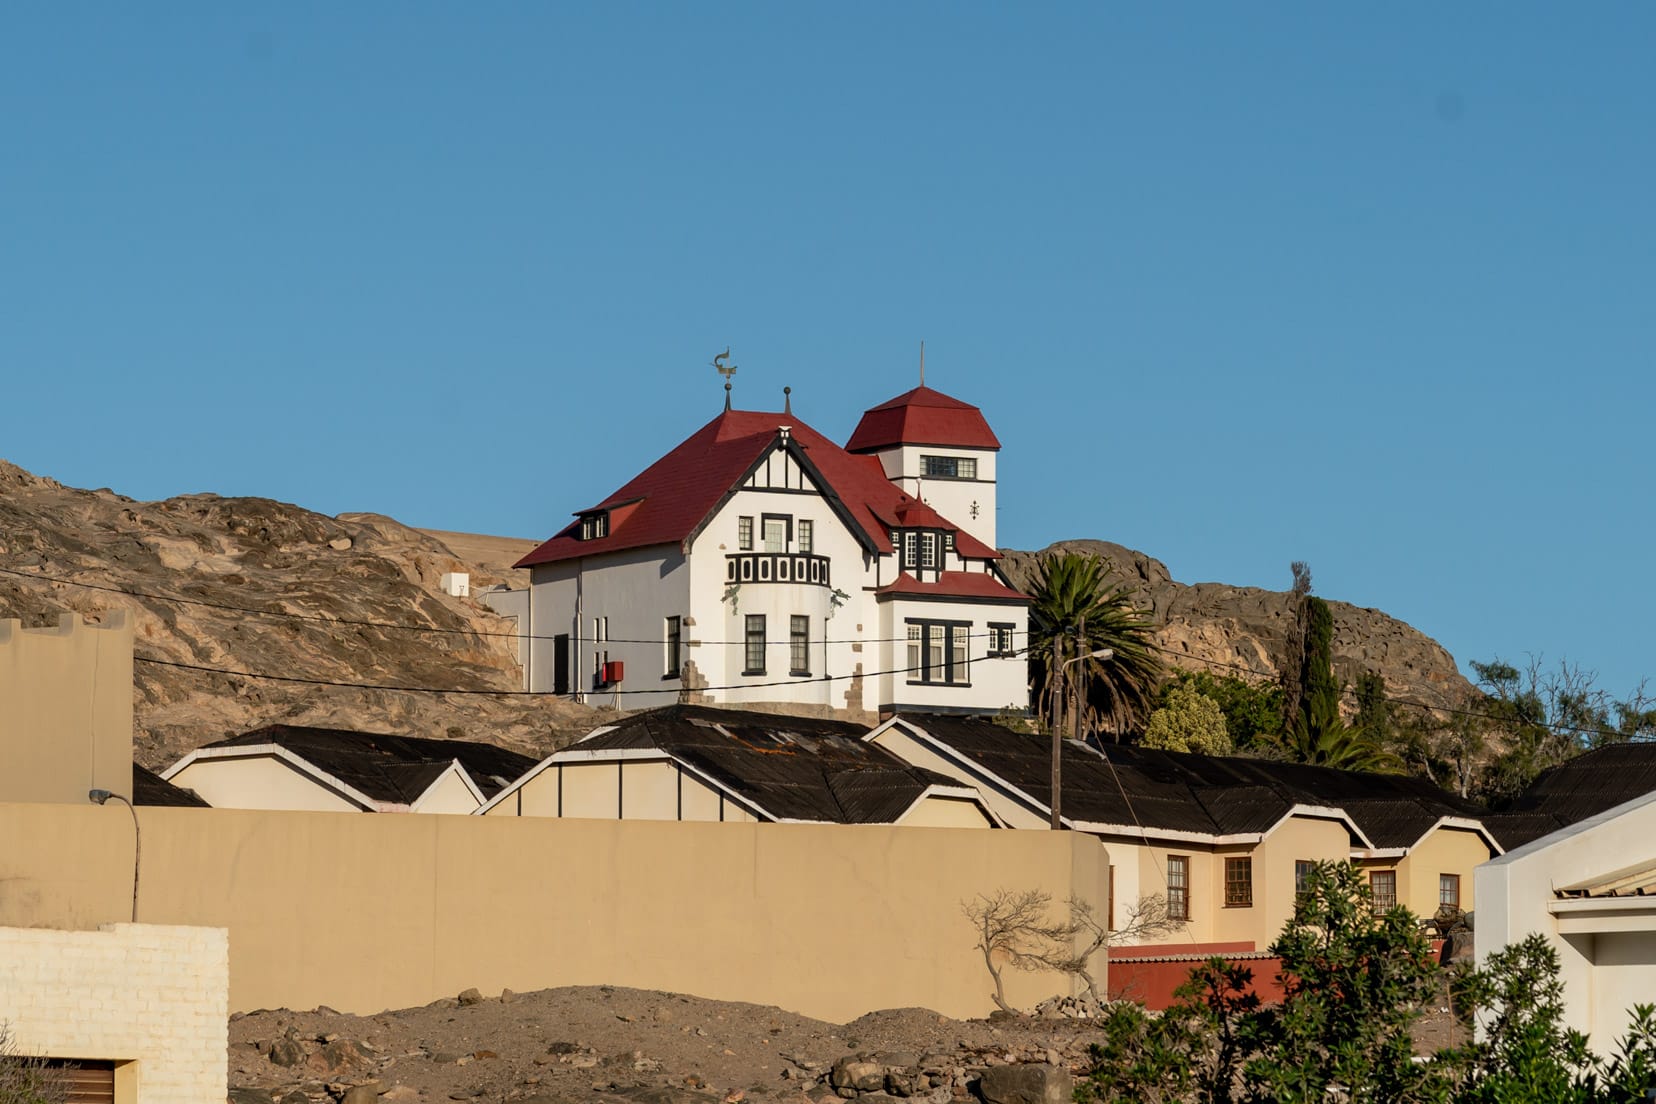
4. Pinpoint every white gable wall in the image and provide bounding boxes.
[167,754,364,813]
[688,480,871,711]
